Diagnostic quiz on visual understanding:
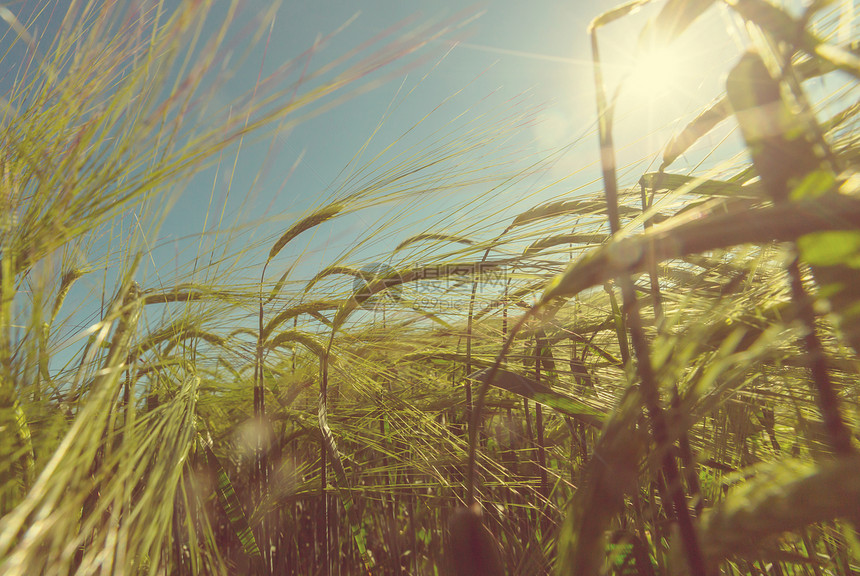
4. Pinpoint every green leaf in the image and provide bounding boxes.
[789,170,838,201]
[800,230,860,352]
[798,231,860,268]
